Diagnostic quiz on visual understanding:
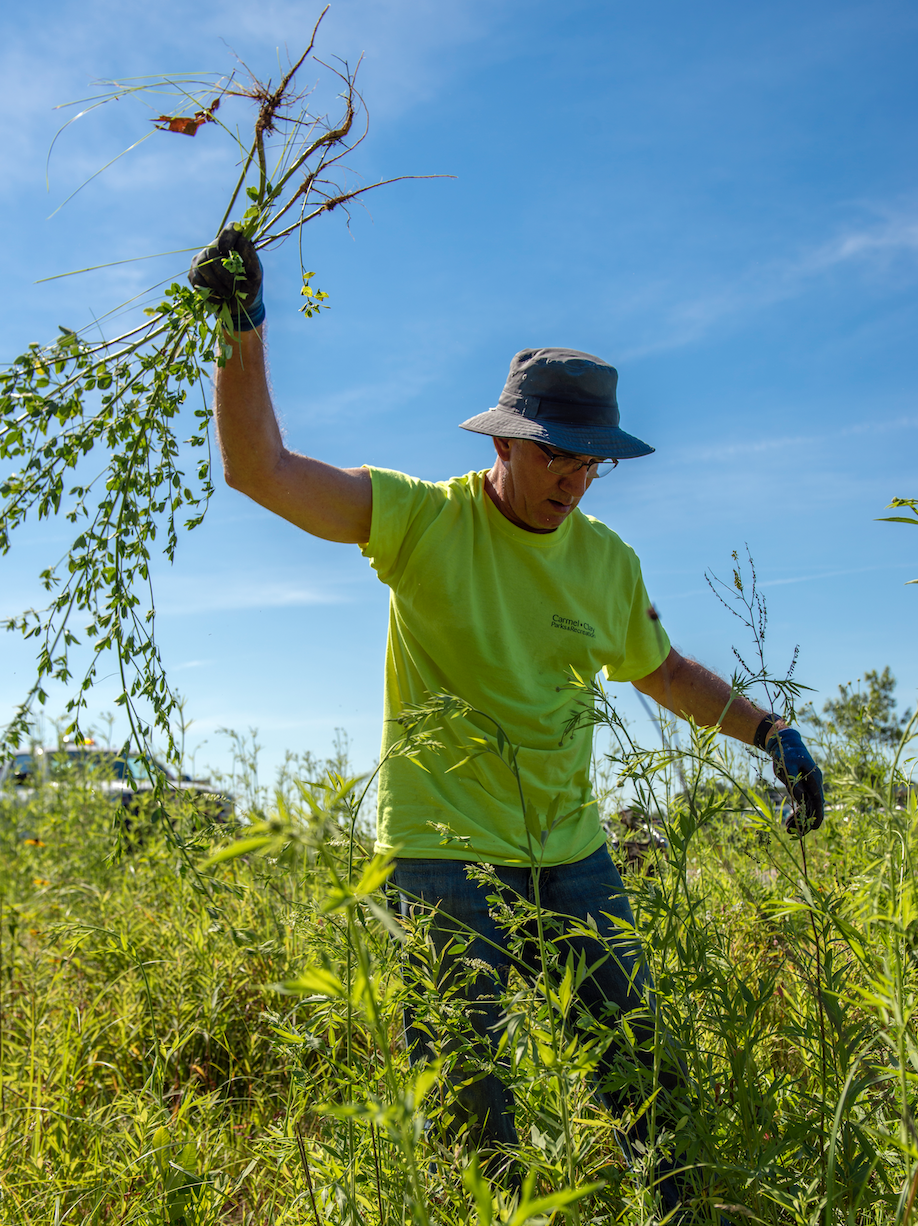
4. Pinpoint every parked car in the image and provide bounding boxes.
[0,740,233,821]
